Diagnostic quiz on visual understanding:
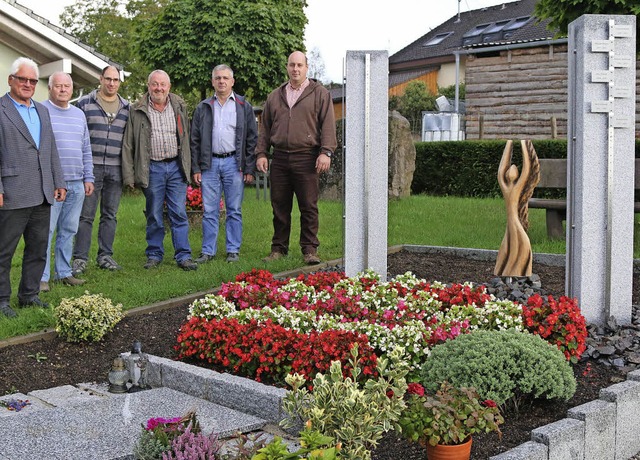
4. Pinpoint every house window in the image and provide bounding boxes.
[484,20,511,35]
[424,32,453,46]
[502,16,531,38]
[504,16,530,31]
[462,23,490,45]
